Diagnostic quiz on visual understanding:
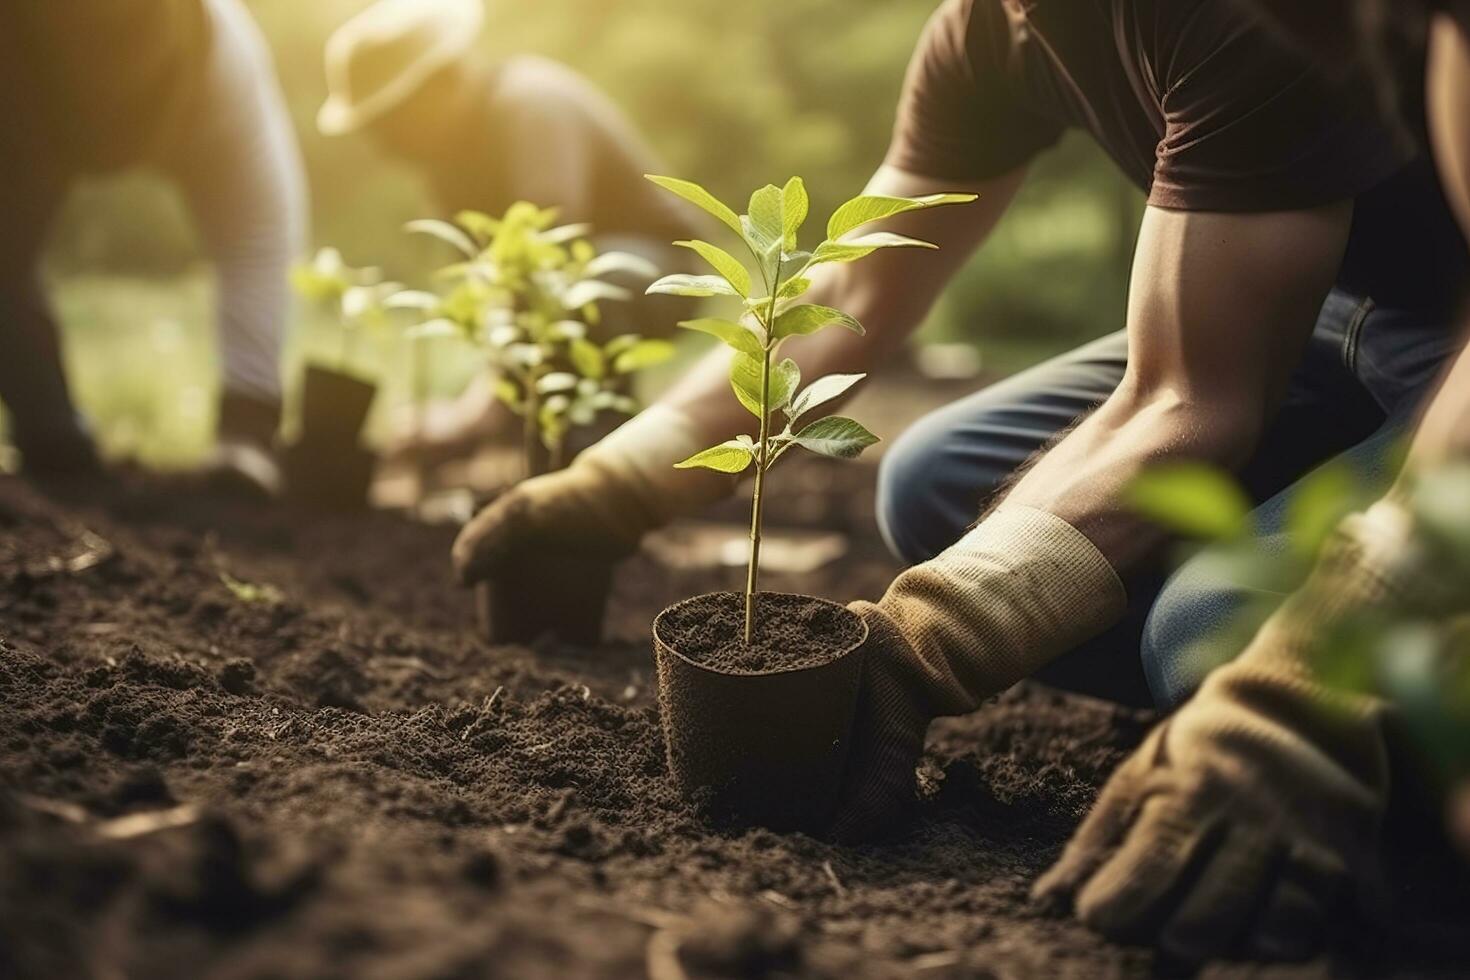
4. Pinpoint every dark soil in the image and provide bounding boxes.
[1,461,1468,979]
[655,592,864,674]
